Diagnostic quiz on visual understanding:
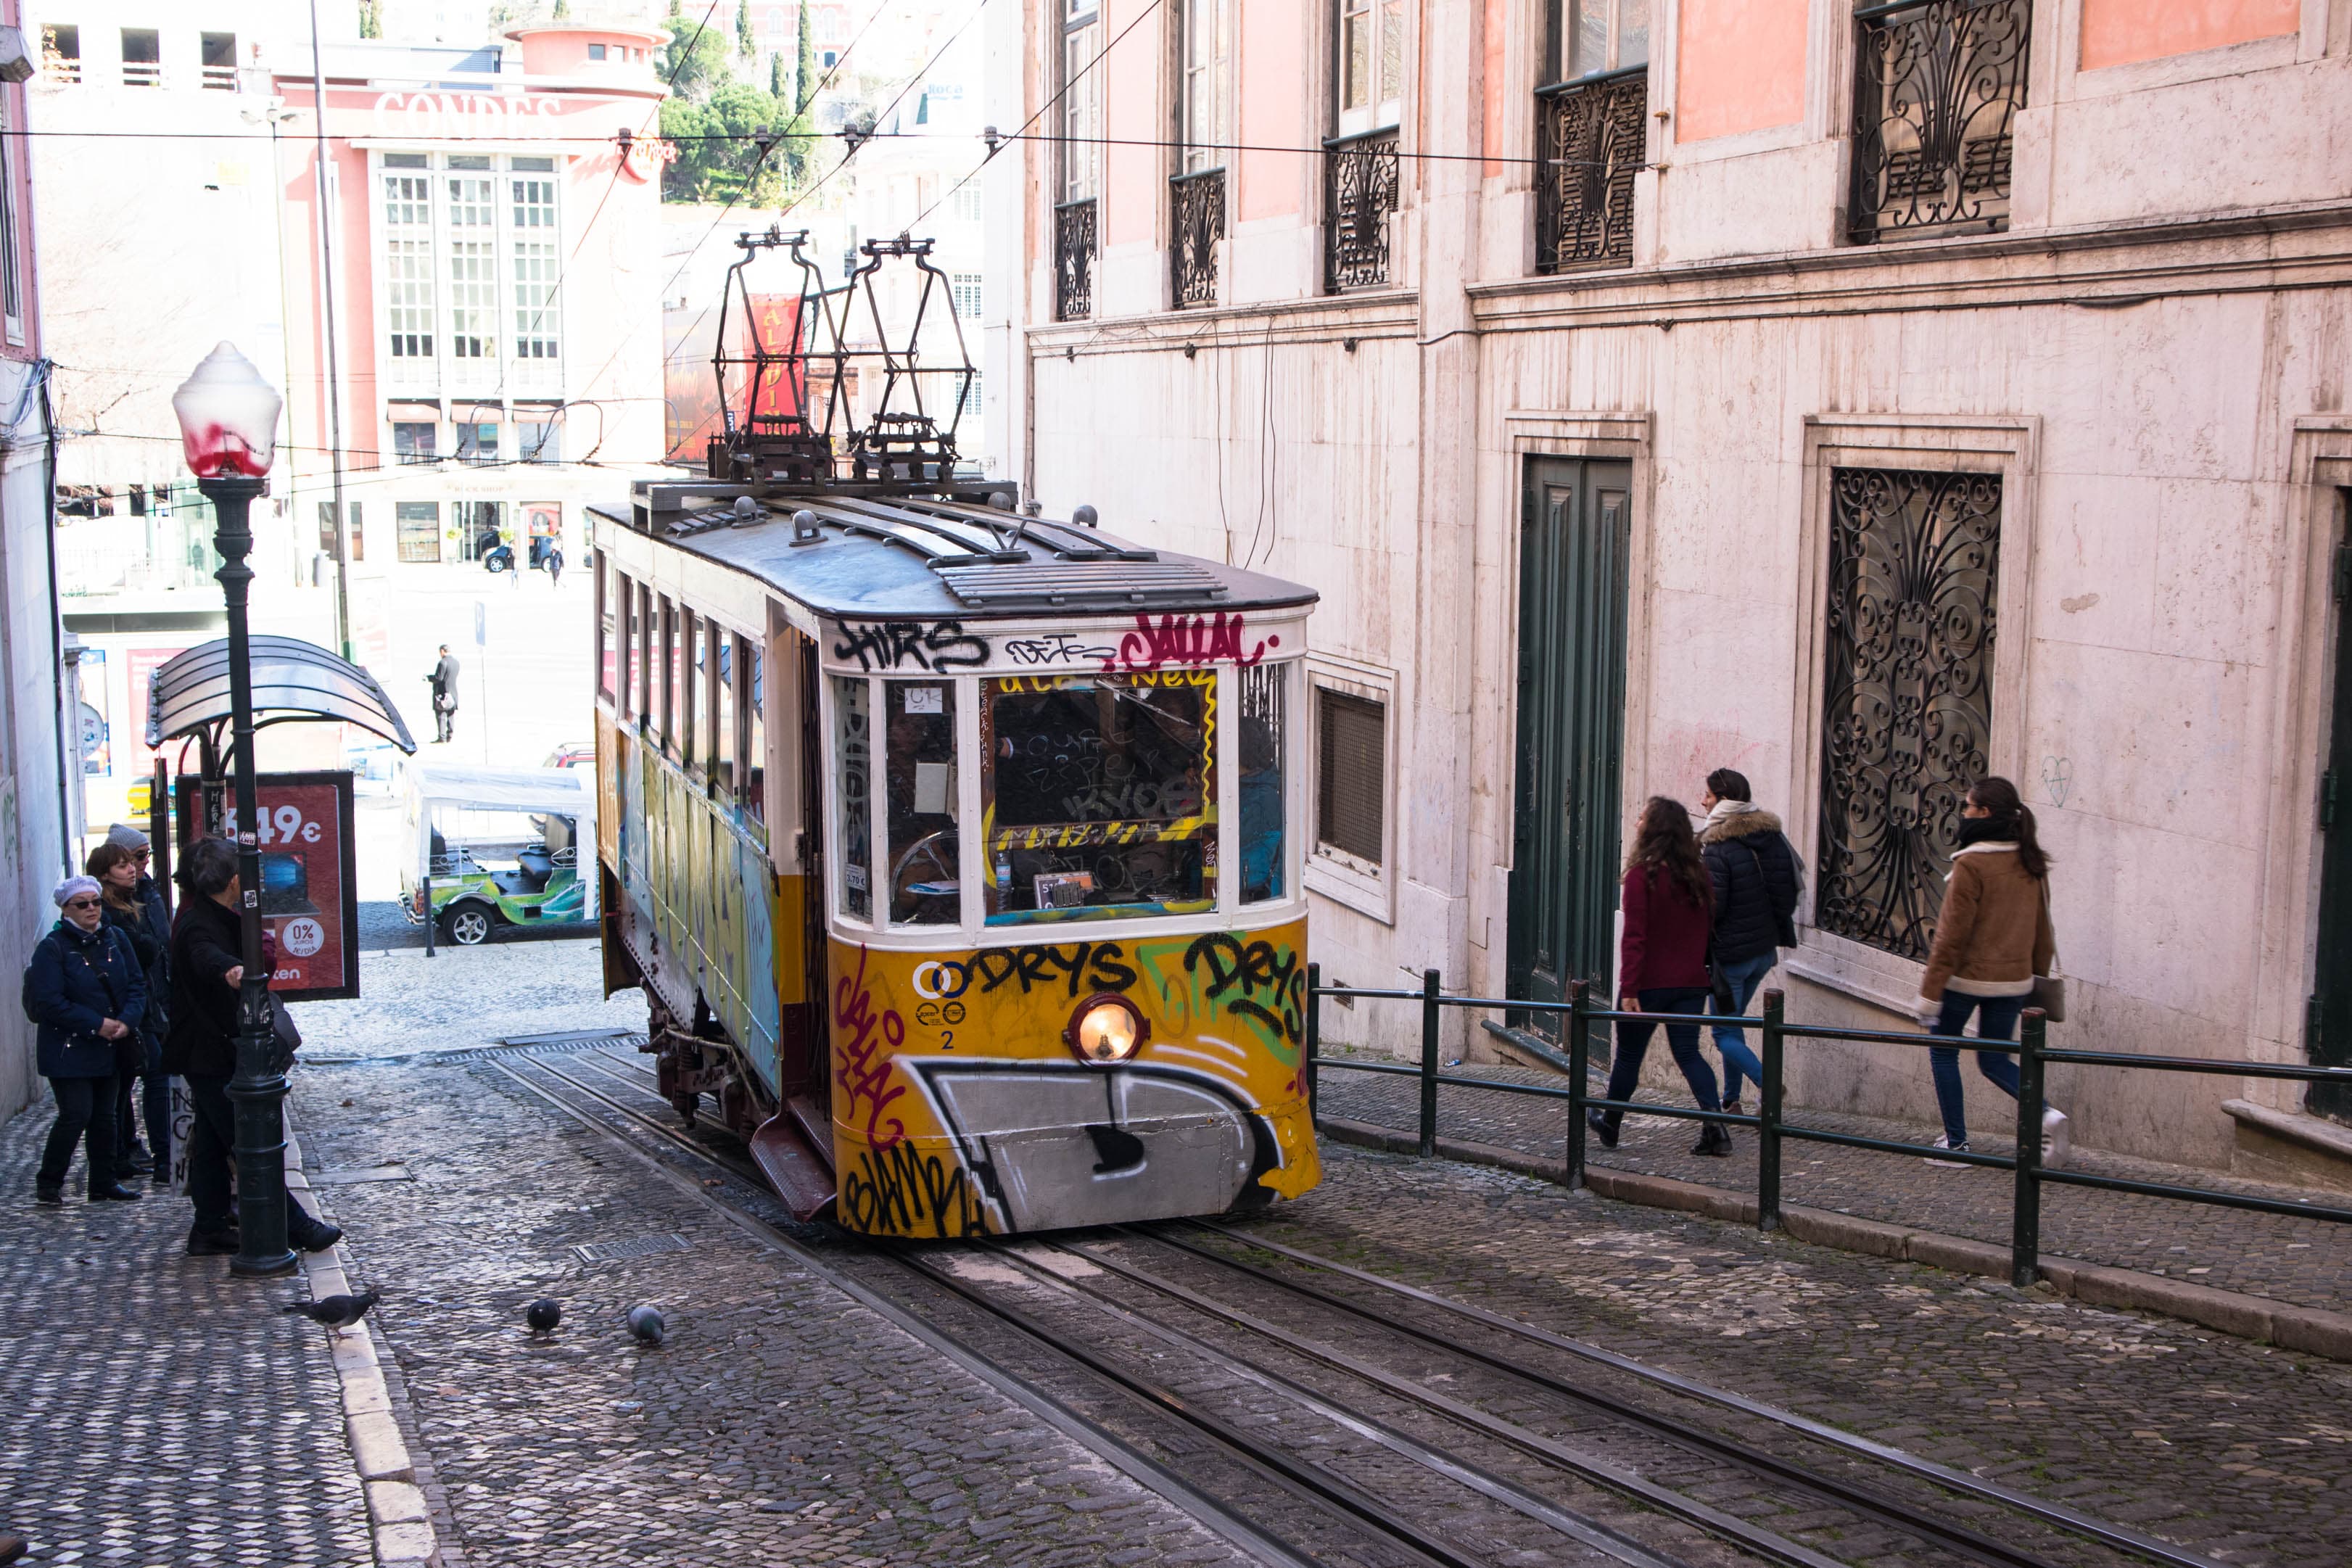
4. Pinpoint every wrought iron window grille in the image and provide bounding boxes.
[1169,167,1224,310]
[1848,0,2029,244]
[1815,466,2002,961]
[1535,64,1646,276]
[1323,128,1400,294]
[1055,198,1096,321]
